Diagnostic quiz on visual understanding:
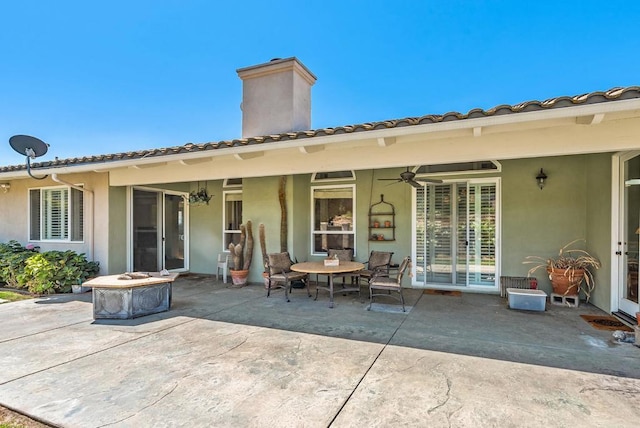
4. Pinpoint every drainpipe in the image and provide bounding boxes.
[51,174,95,261]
